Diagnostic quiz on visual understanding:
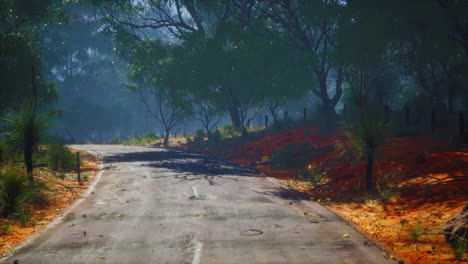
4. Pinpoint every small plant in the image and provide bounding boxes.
[0,170,45,219]
[407,220,425,241]
[0,221,12,235]
[47,143,76,171]
[110,137,121,144]
[300,165,325,187]
[453,235,467,261]
[219,123,239,138]
[376,171,399,204]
